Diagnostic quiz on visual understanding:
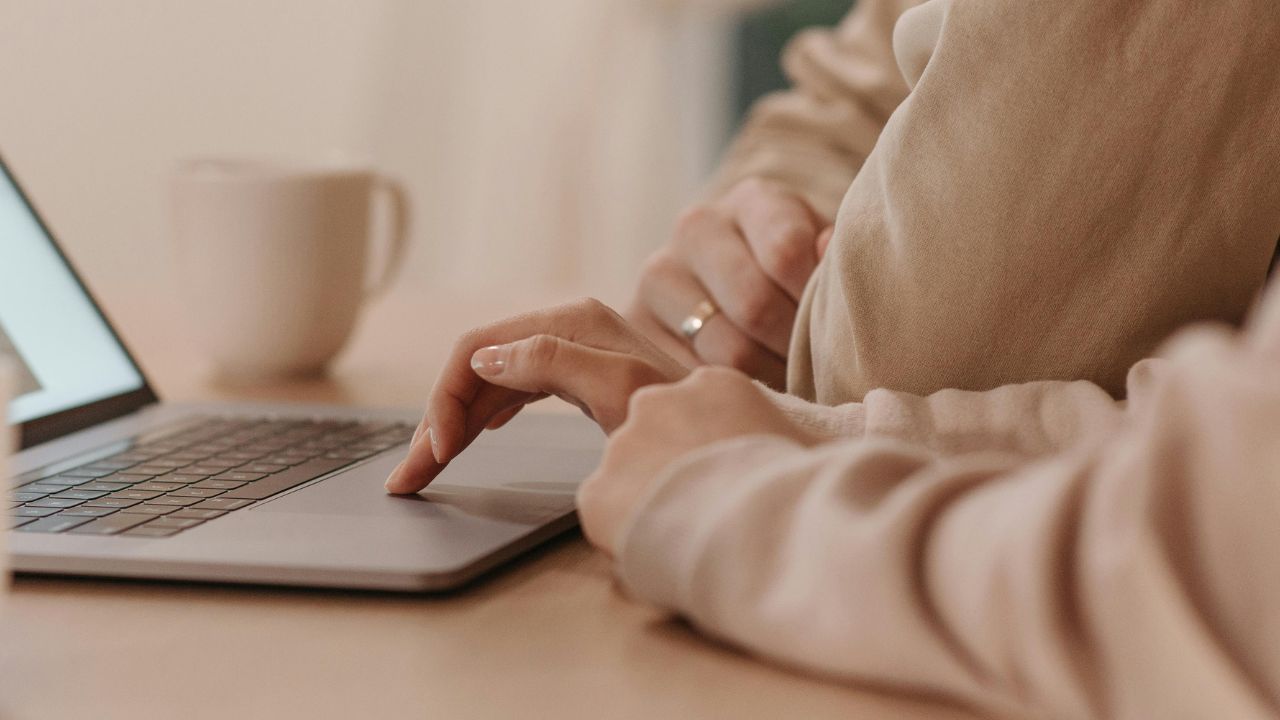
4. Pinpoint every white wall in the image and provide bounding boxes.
[0,0,743,337]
